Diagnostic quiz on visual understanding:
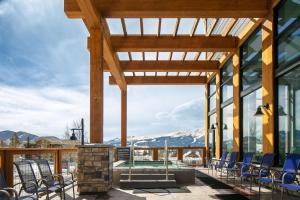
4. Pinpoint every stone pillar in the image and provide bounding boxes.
[77,144,113,194]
